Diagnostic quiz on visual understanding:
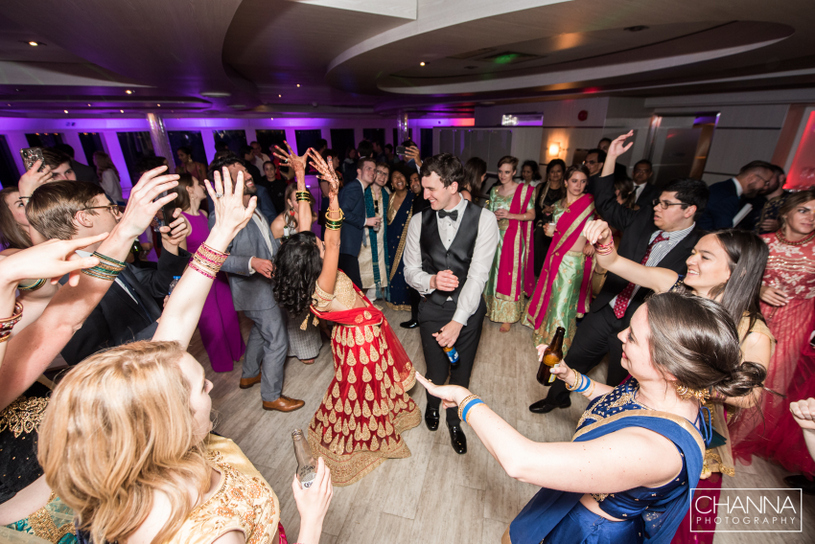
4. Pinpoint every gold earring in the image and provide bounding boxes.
[675,383,709,404]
